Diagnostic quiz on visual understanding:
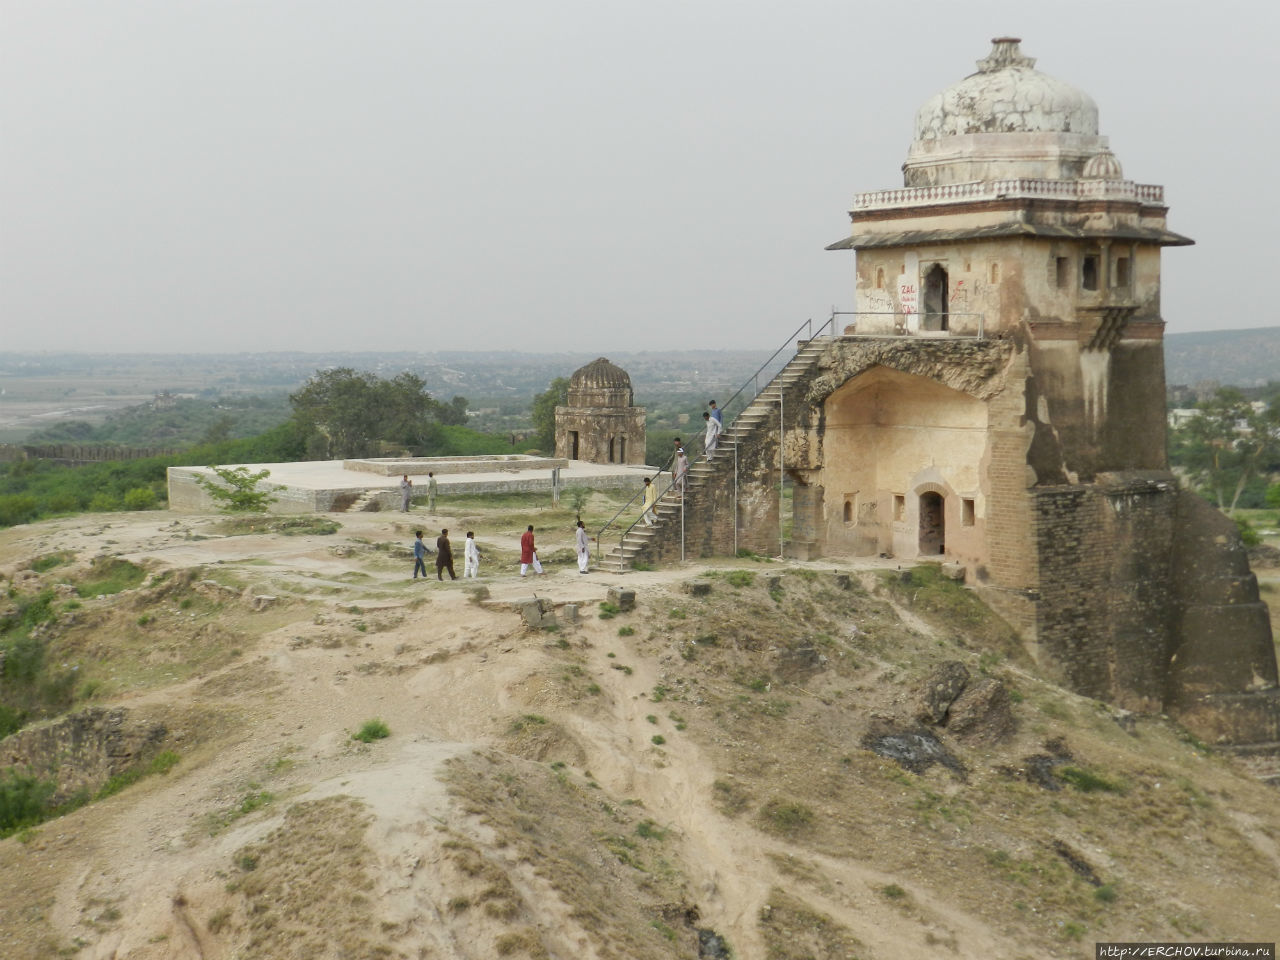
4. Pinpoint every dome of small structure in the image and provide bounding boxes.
[913,38,1098,141]
[567,357,633,408]
[1082,148,1123,179]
